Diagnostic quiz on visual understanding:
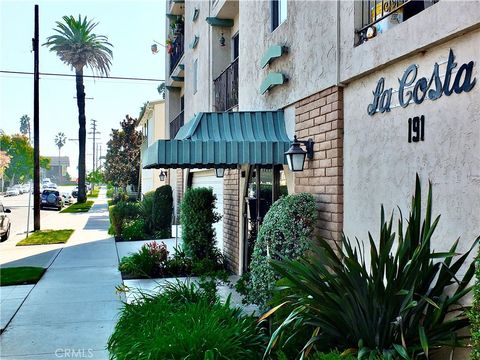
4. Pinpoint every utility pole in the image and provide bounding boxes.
[88,119,100,173]
[33,4,40,231]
